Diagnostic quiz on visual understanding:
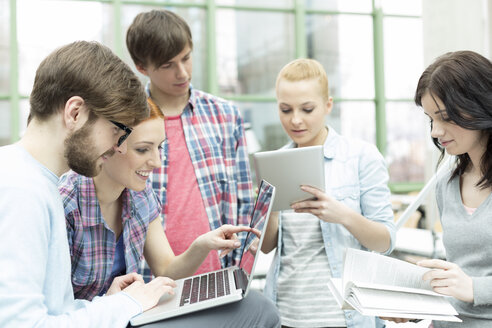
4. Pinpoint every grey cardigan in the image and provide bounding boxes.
[433,170,492,328]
